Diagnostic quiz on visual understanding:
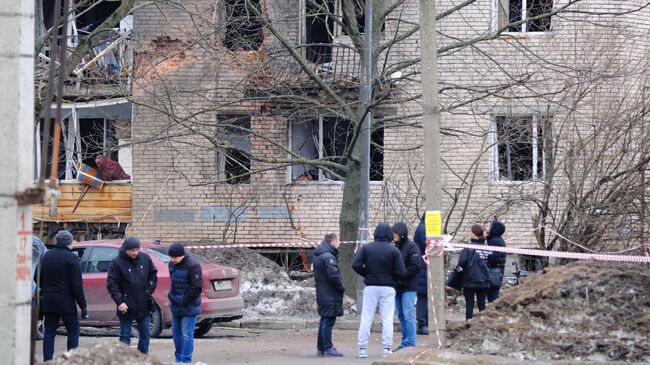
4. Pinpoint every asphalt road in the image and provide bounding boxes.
[35,327,437,364]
